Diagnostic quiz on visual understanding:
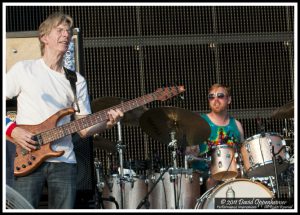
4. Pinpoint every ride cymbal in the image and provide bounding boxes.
[272,100,294,119]
[139,107,211,147]
[93,134,117,153]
